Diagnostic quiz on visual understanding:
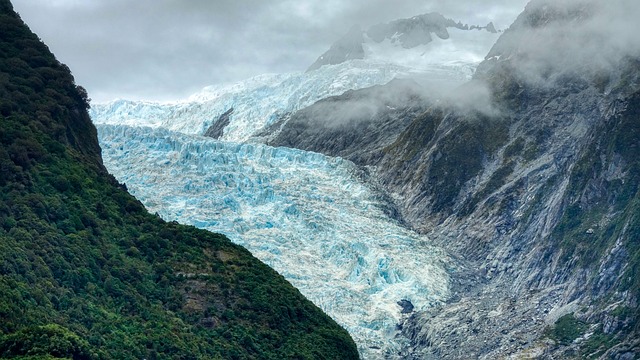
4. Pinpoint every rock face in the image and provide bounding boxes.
[266,79,430,166]
[378,0,640,358]
[307,25,365,72]
[308,12,498,72]
[268,0,640,357]
[203,107,233,139]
